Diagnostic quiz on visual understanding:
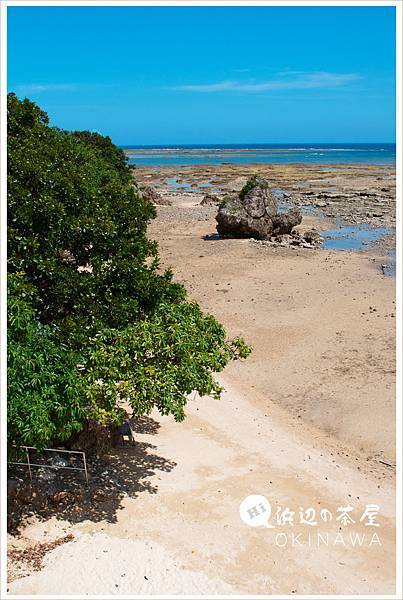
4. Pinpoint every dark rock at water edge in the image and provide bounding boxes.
[215,176,302,240]
[251,228,324,249]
